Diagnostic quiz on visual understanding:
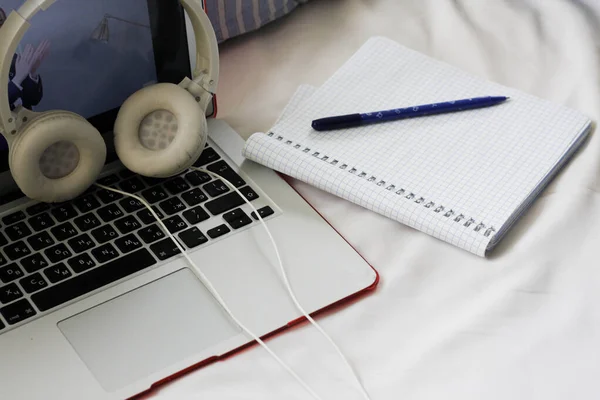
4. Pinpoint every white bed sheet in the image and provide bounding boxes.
[151,1,600,399]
